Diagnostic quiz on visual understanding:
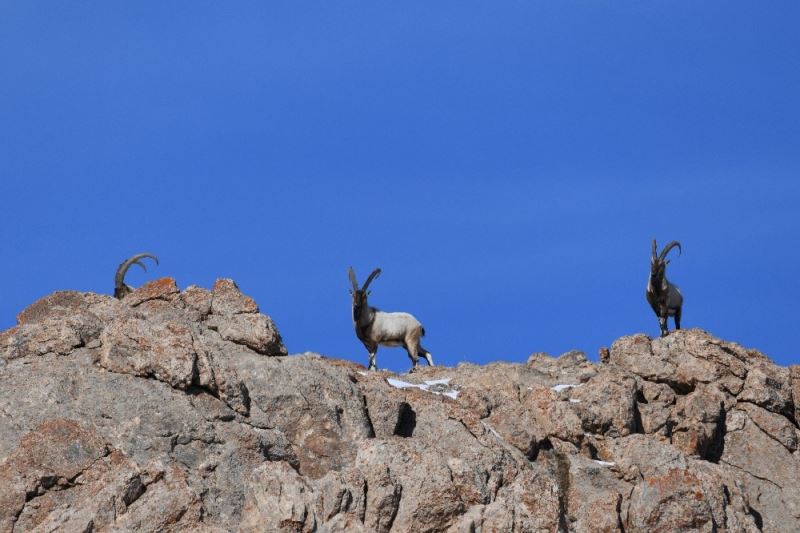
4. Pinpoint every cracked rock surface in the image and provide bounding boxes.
[1,279,798,531]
